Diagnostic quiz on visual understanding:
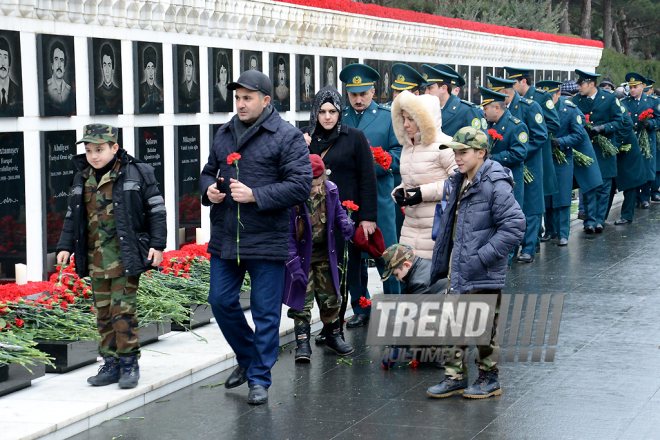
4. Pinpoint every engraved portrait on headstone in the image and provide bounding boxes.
[90,38,122,115]
[211,48,233,113]
[270,53,290,112]
[240,50,262,73]
[174,45,200,113]
[38,34,76,117]
[297,54,315,111]
[321,56,337,89]
[0,30,23,118]
[135,41,164,114]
